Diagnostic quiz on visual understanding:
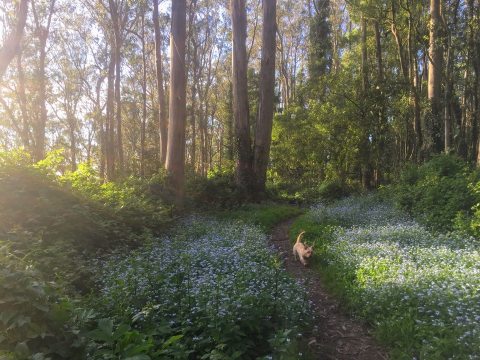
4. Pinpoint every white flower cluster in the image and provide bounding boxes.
[310,194,411,227]
[93,218,311,355]
[309,196,480,358]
